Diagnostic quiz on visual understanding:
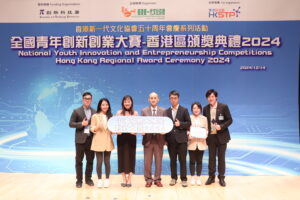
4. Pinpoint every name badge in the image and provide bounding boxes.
[218,114,224,121]
[84,126,90,134]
